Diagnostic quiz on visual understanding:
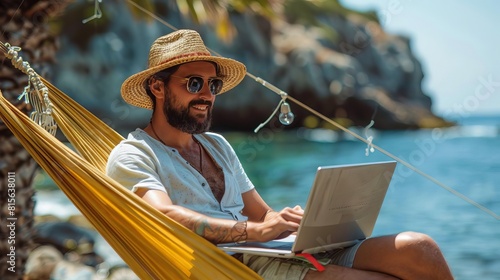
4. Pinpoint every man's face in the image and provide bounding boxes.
[162,61,218,134]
